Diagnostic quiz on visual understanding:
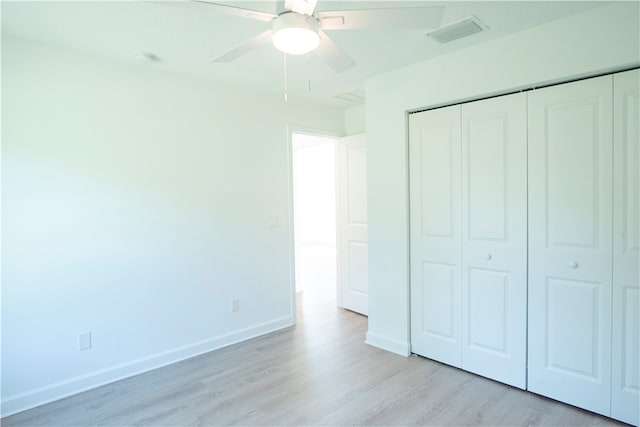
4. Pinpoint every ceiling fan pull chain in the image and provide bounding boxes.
[283,53,288,102]
[307,53,311,93]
